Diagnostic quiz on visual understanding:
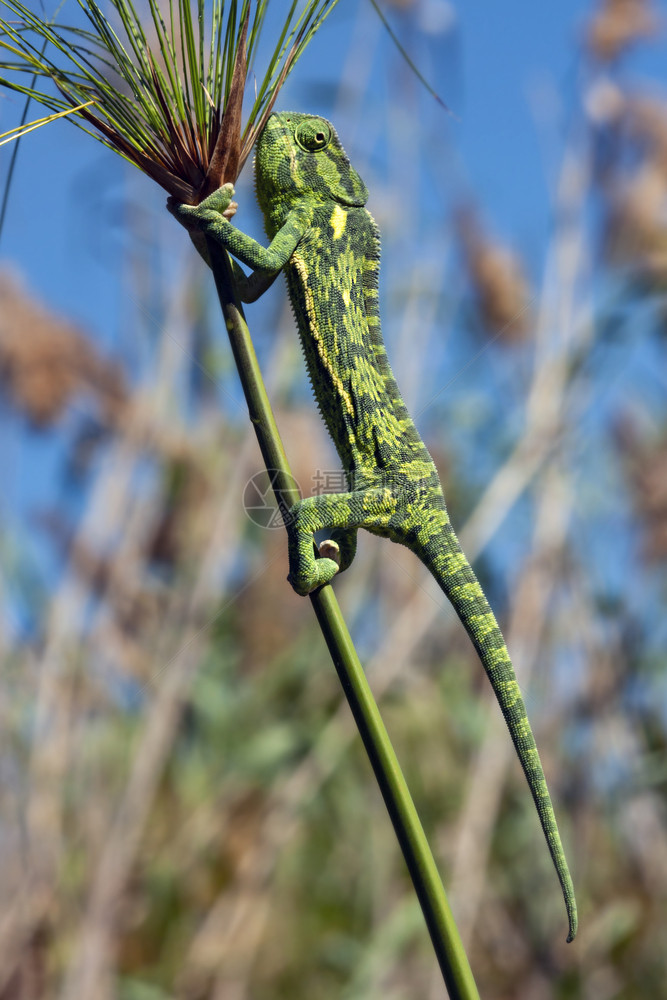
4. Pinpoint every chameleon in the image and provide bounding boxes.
[169,111,578,942]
